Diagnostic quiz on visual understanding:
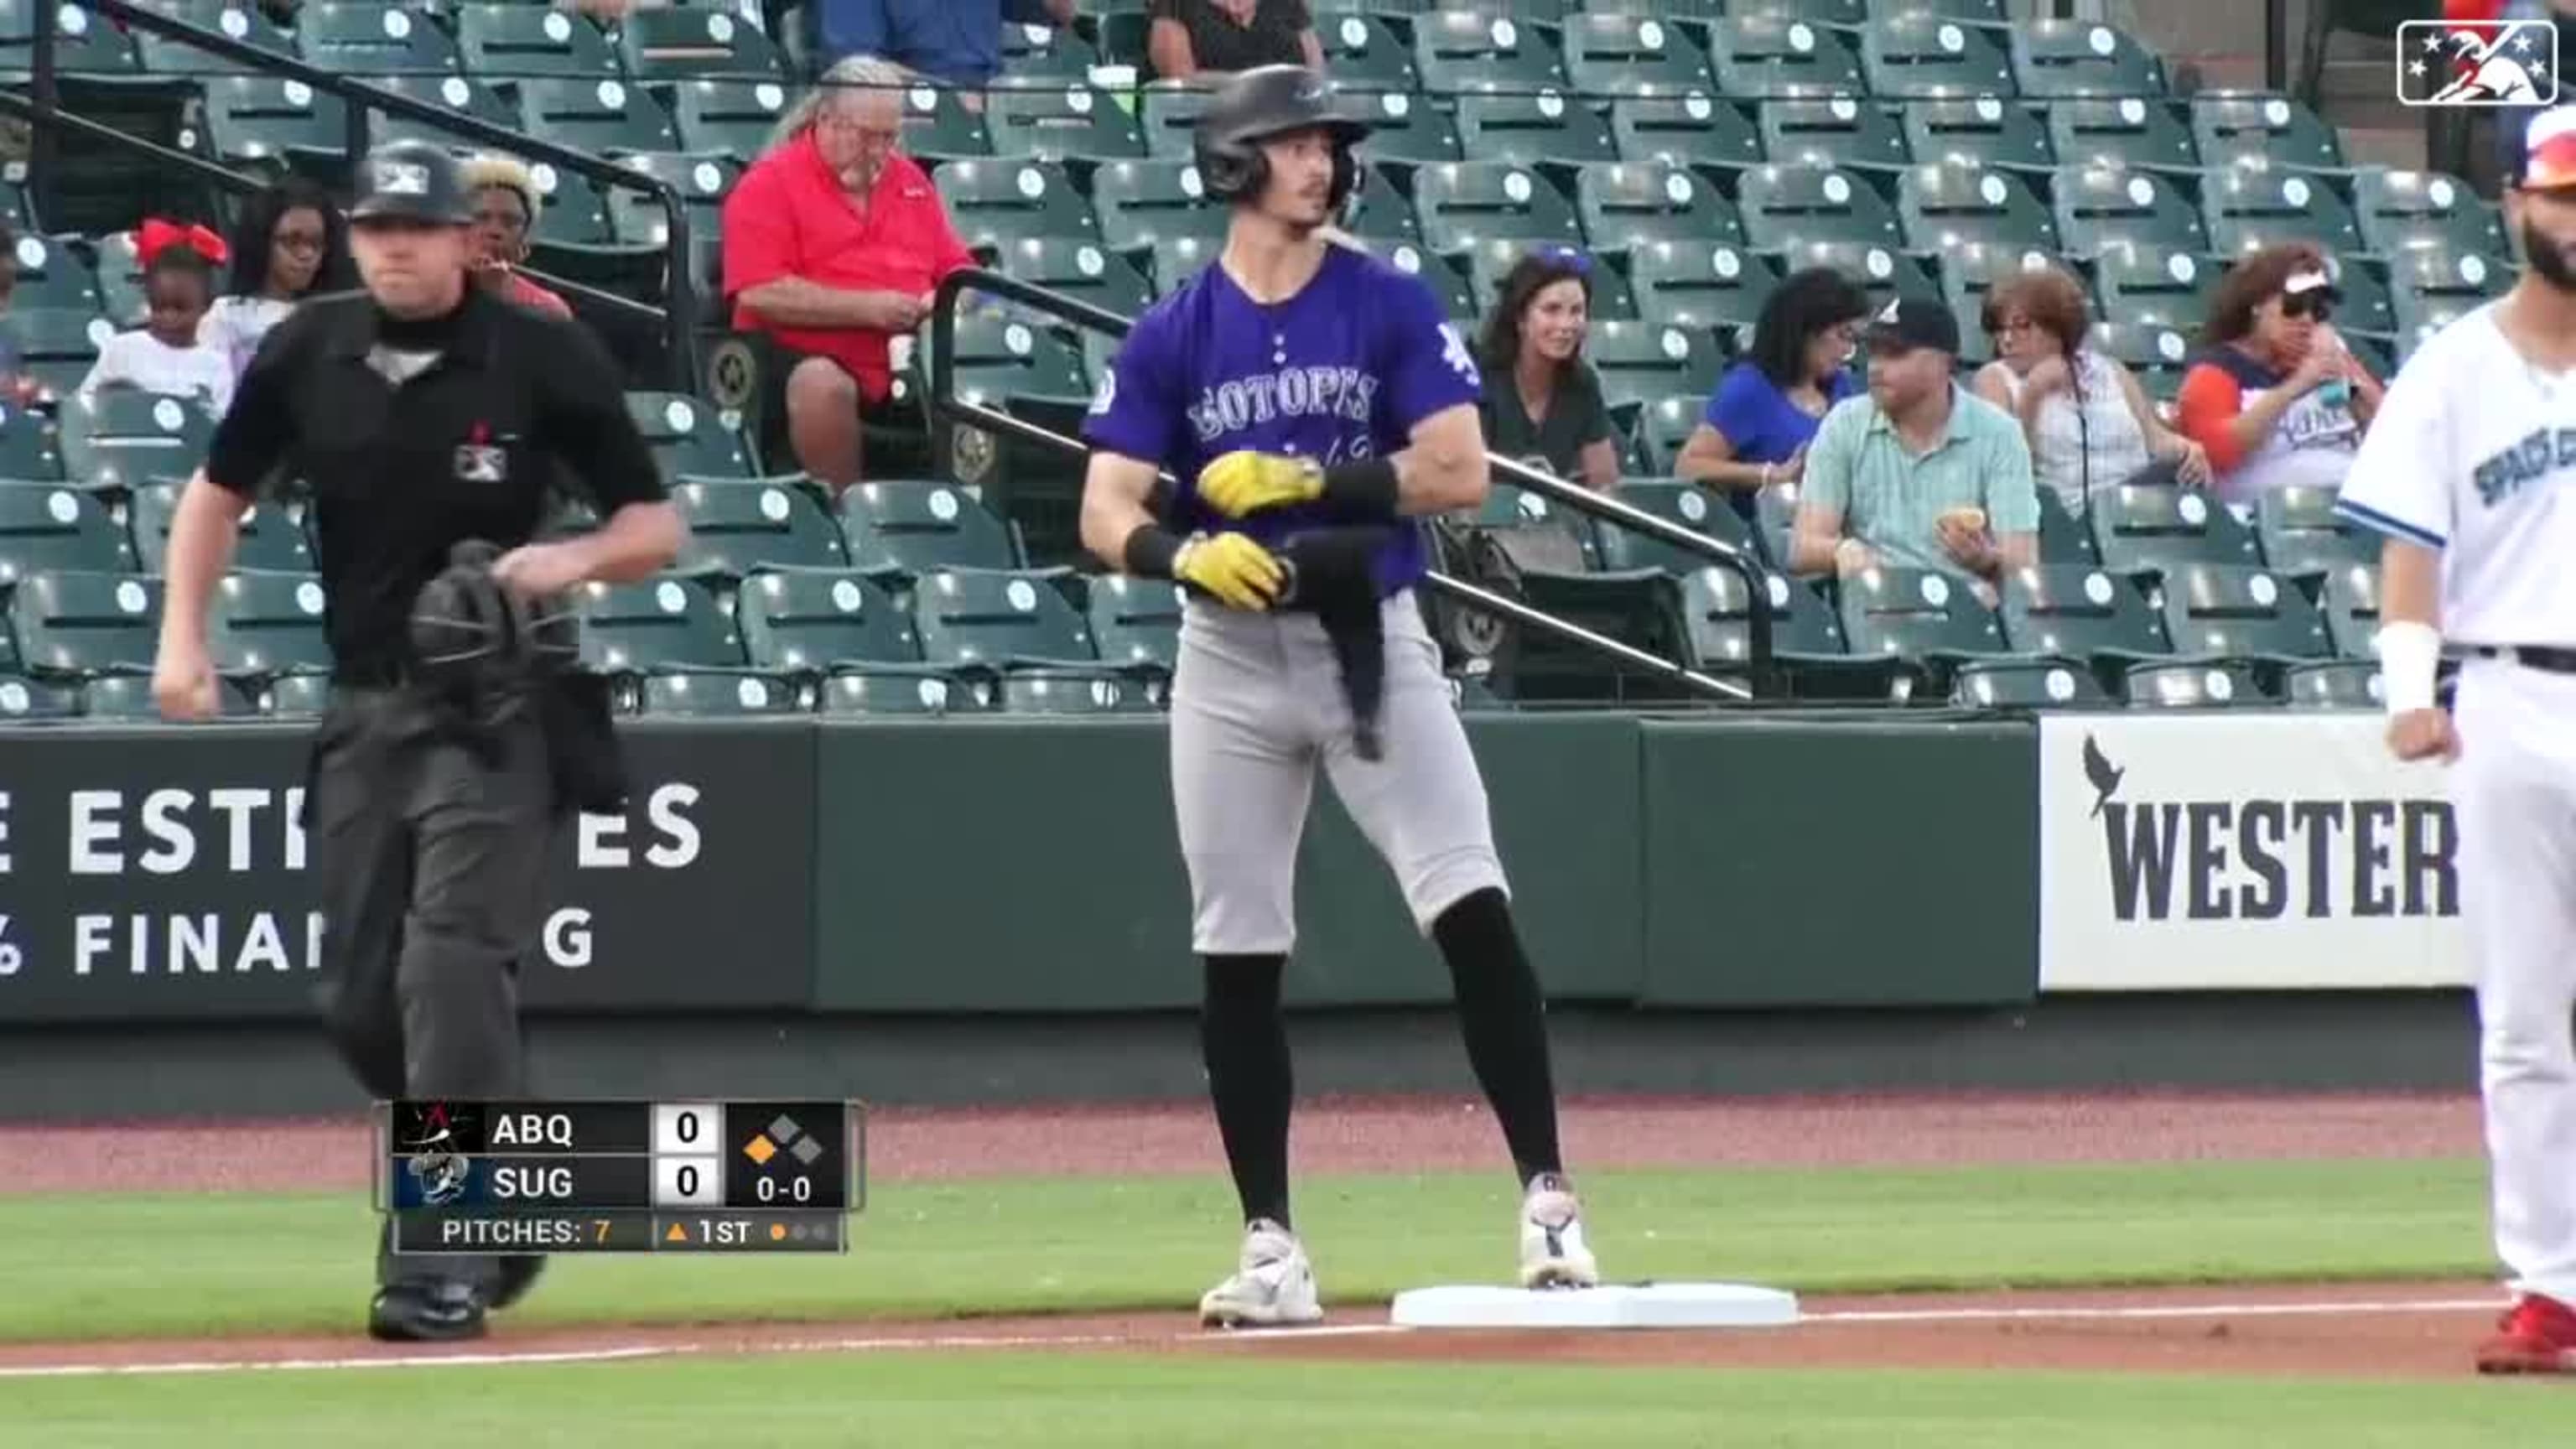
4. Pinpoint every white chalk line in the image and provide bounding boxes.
[0,1298,2504,1379]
